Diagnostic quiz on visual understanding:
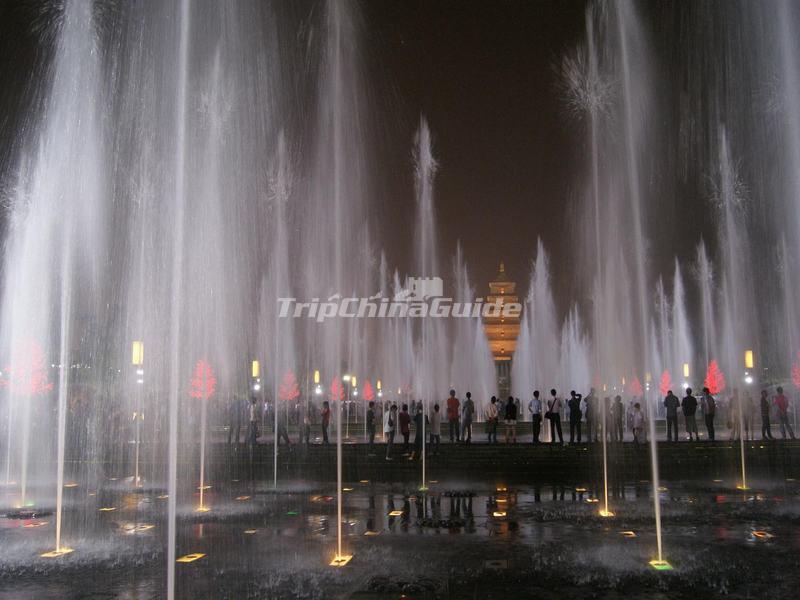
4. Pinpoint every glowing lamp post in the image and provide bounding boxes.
[682,362,690,389]
[132,341,144,367]
[331,373,352,567]
[252,360,261,392]
[314,369,322,396]
[350,376,360,438]
[132,341,144,489]
[737,351,755,491]
[342,375,354,439]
